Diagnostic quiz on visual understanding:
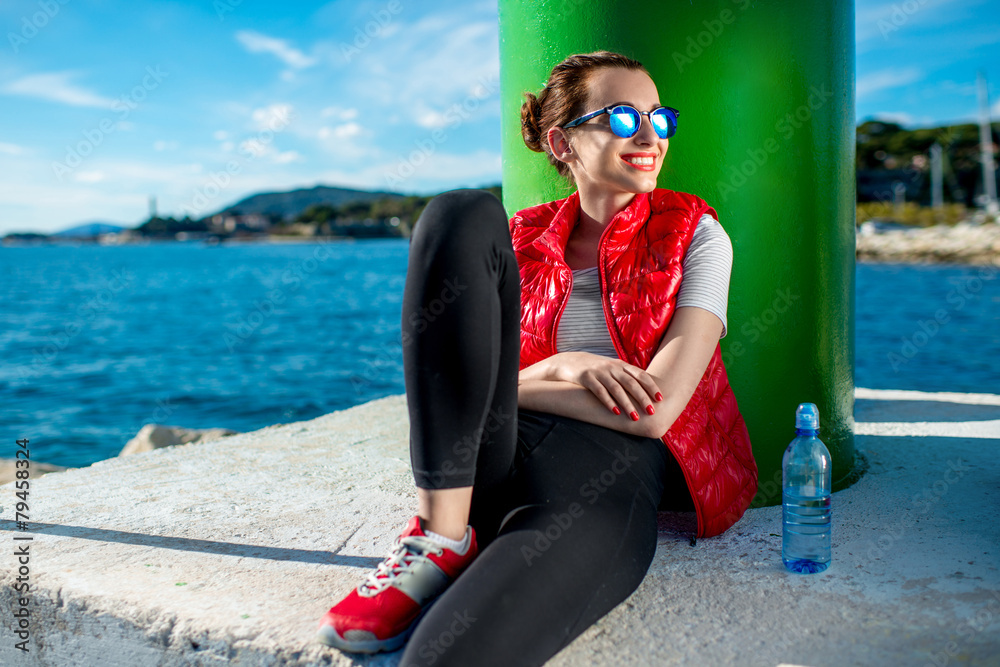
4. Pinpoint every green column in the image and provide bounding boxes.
[498,0,862,506]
